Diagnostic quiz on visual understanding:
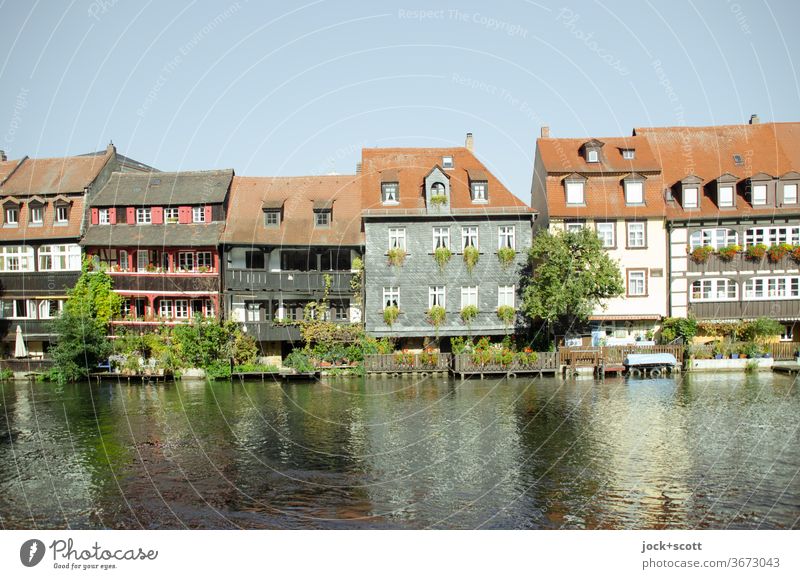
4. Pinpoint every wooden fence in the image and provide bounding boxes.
[453,351,559,376]
[559,345,685,366]
[690,342,799,361]
[363,353,452,373]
